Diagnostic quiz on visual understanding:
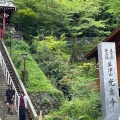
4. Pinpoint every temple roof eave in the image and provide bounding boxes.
[85,26,120,60]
